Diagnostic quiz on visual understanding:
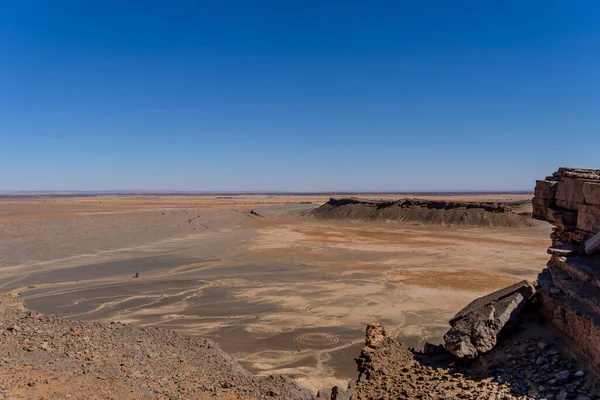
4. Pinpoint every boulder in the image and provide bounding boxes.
[444,280,535,359]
